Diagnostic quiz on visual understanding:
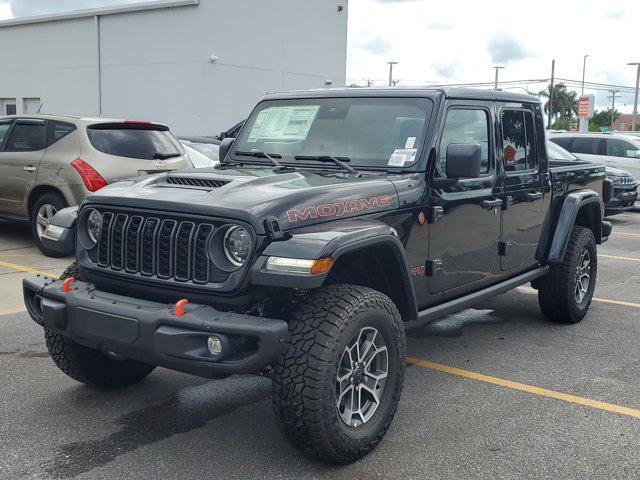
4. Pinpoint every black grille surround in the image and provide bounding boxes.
[81,207,254,290]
